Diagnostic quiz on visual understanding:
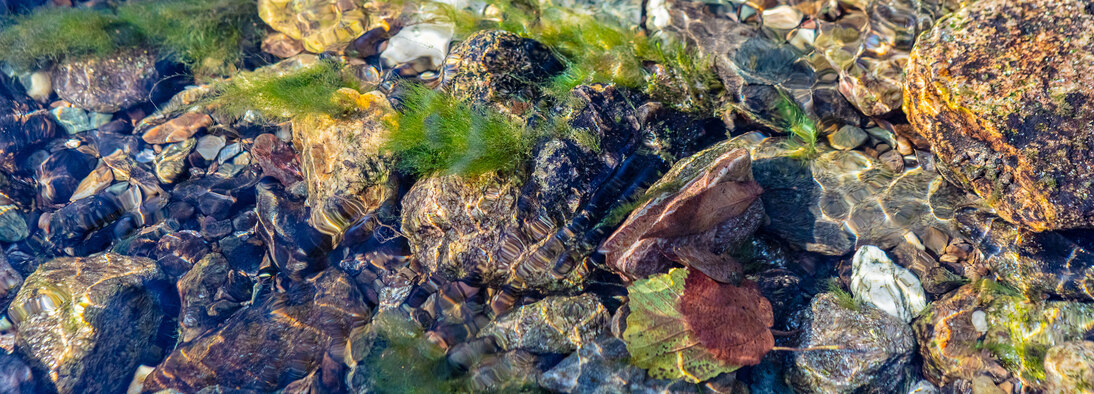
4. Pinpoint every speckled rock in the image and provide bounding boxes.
[291,92,398,238]
[850,245,927,323]
[9,253,170,394]
[0,205,28,243]
[144,269,369,392]
[904,0,1094,231]
[787,293,916,393]
[914,283,1094,389]
[51,50,159,113]
[1044,341,1094,394]
[478,294,608,354]
[441,30,563,108]
[154,138,196,184]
